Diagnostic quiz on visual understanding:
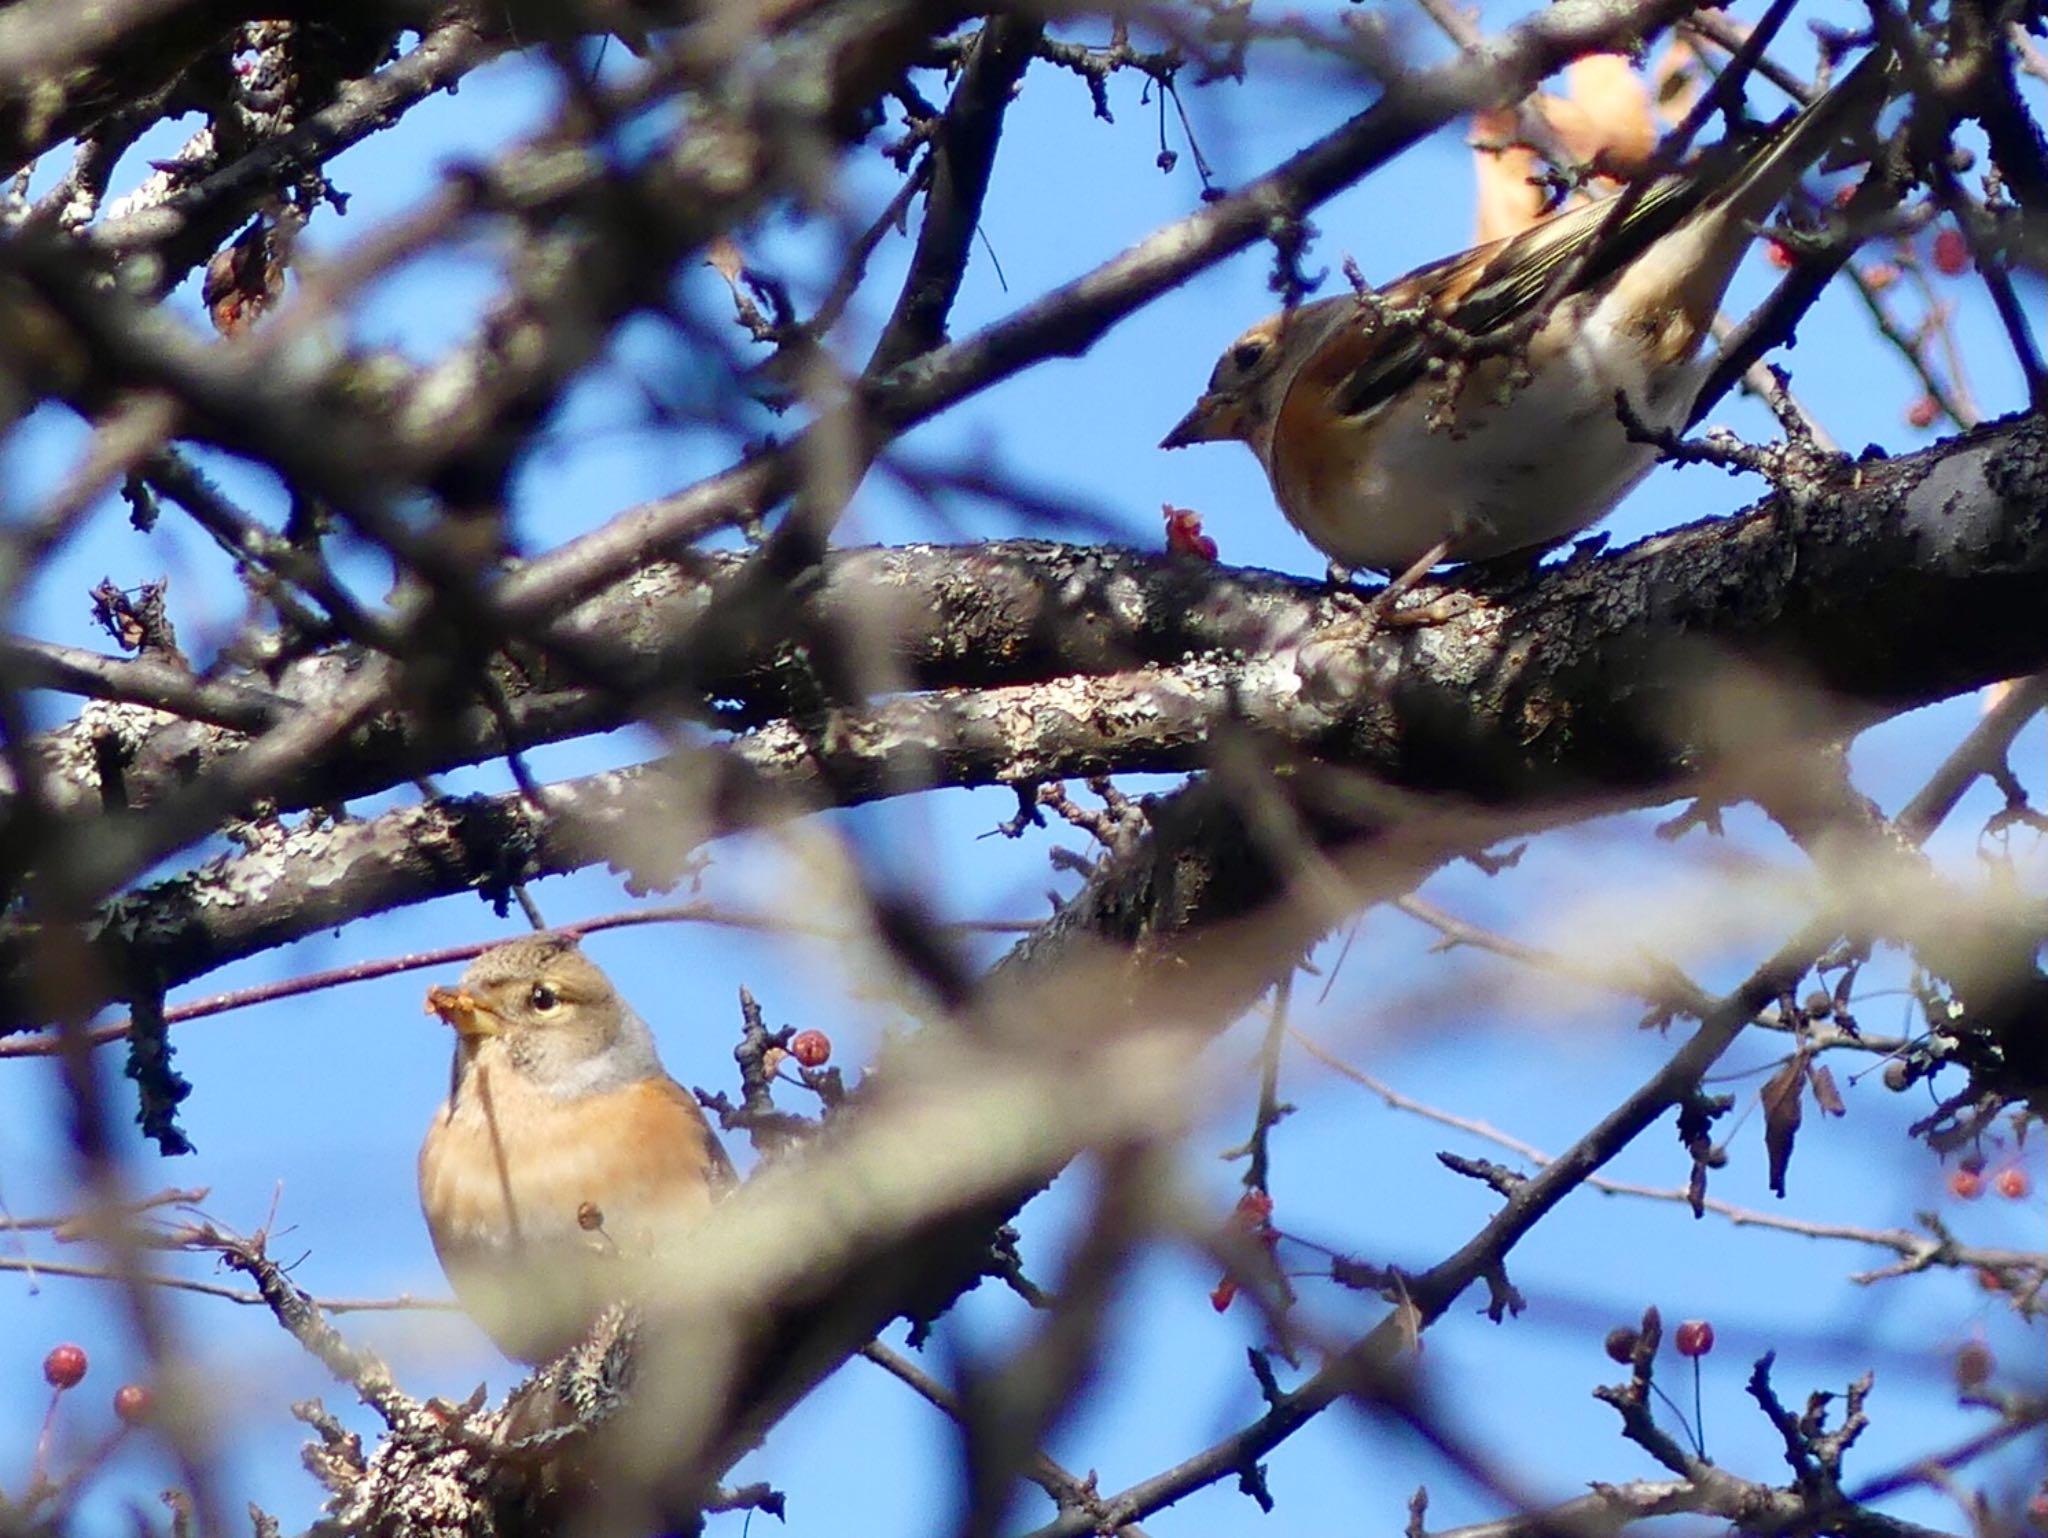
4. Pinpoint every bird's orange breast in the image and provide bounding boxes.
[1272,323,1381,531]
[418,1066,724,1360]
